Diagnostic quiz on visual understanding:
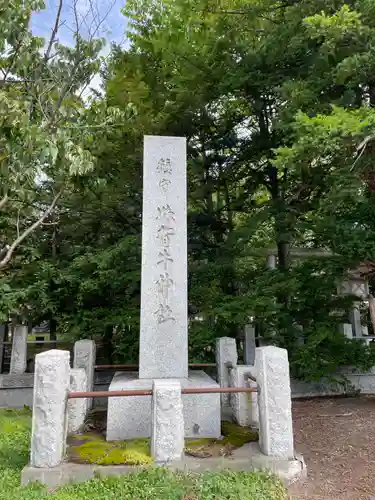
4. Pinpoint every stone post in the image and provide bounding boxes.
[339,323,353,339]
[0,324,6,373]
[10,325,28,374]
[229,366,258,427]
[74,340,96,410]
[295,324,305,345]
[350,302,362,337]
[361,325,371,346]
[216,337,238,406]
[256,346,294,459]
[68,368,87,434]
[266,254,276,269]
[151,380,184,463]
[244,325,256,365]
[369,295,375,334]
[30,350,70,468]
